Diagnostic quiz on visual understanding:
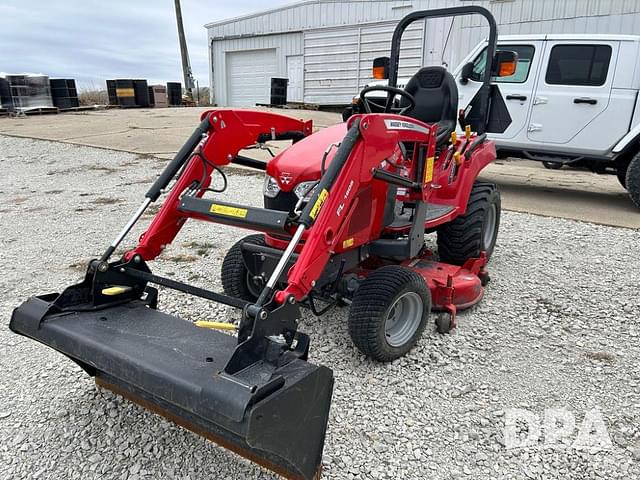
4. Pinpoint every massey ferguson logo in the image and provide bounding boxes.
[383,119,429,134]
[280,172,293,185]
